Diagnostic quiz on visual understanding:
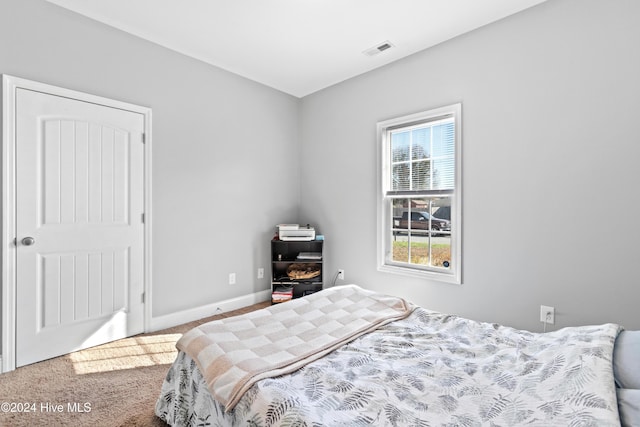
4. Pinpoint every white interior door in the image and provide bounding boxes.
[15,88,145,367]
